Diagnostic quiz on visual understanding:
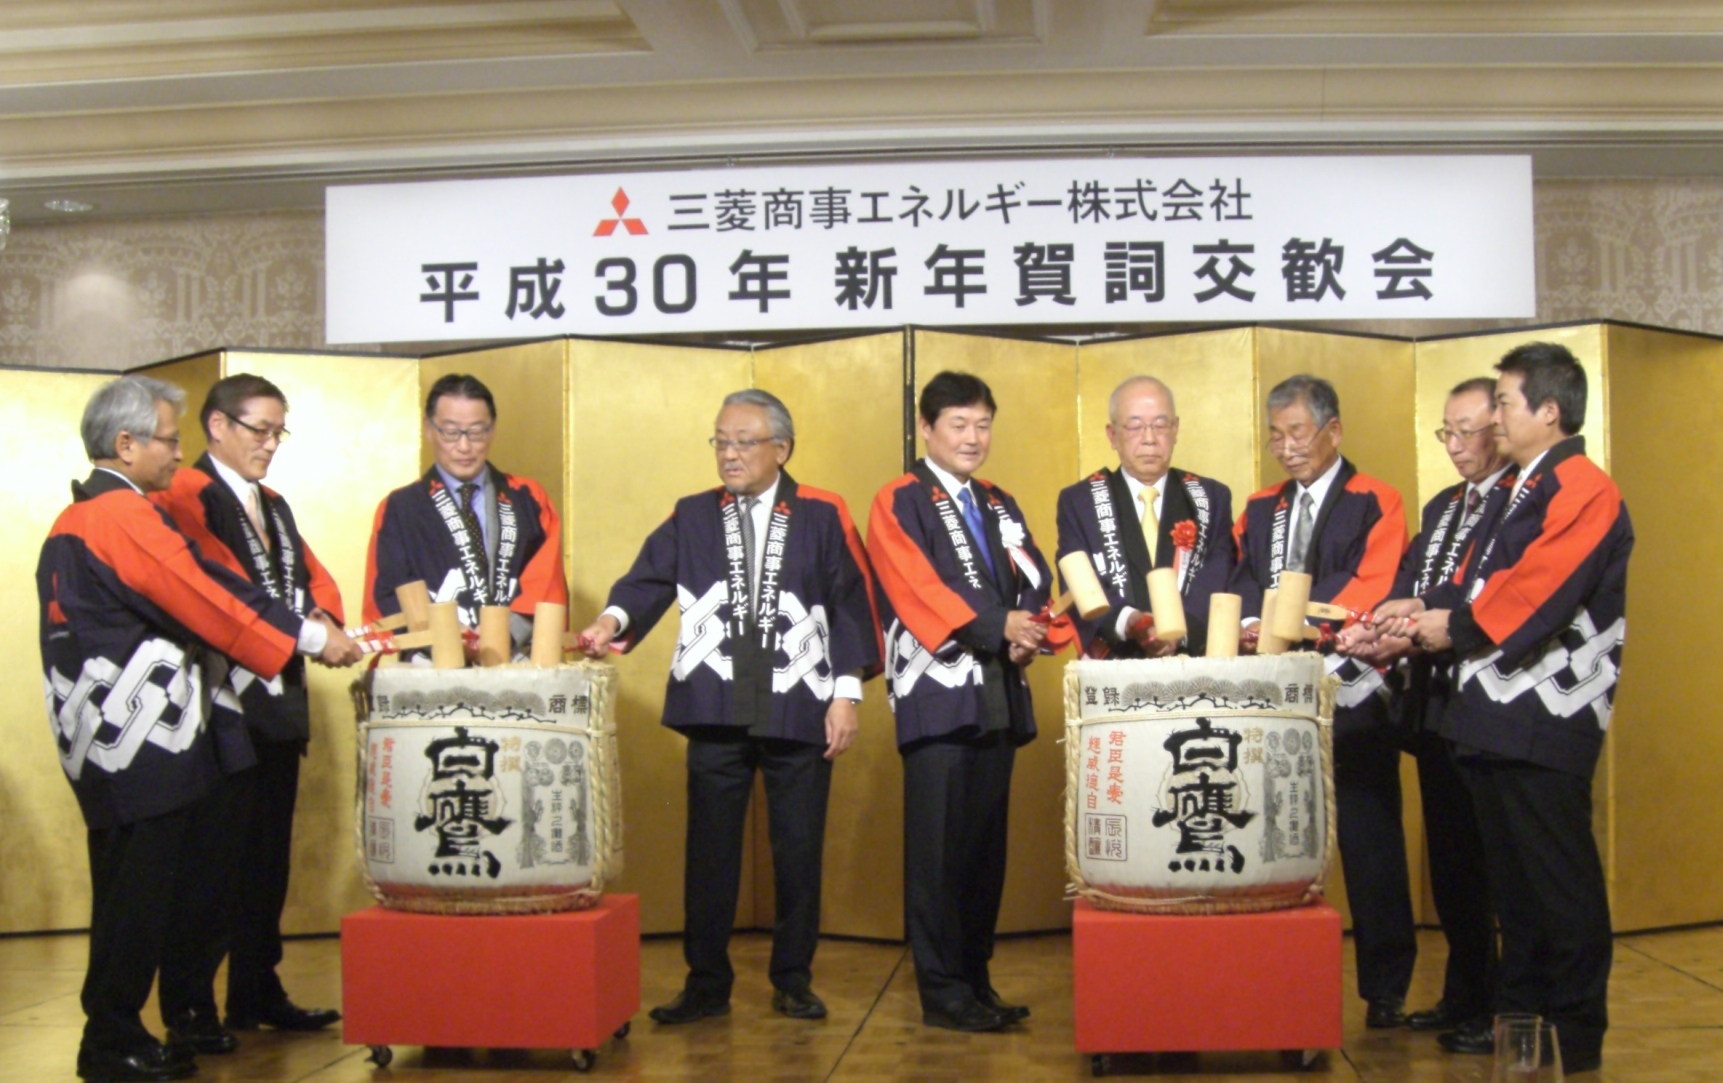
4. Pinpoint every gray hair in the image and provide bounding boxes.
[1266,374,1340,429]
[1107,375,1177,425]
[720,388,795,445]
[82,375,185,460]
